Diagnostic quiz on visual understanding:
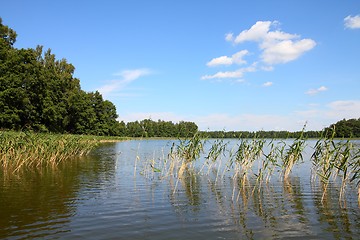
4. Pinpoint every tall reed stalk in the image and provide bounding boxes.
[281,136,305,180]
[232,137,265,191]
